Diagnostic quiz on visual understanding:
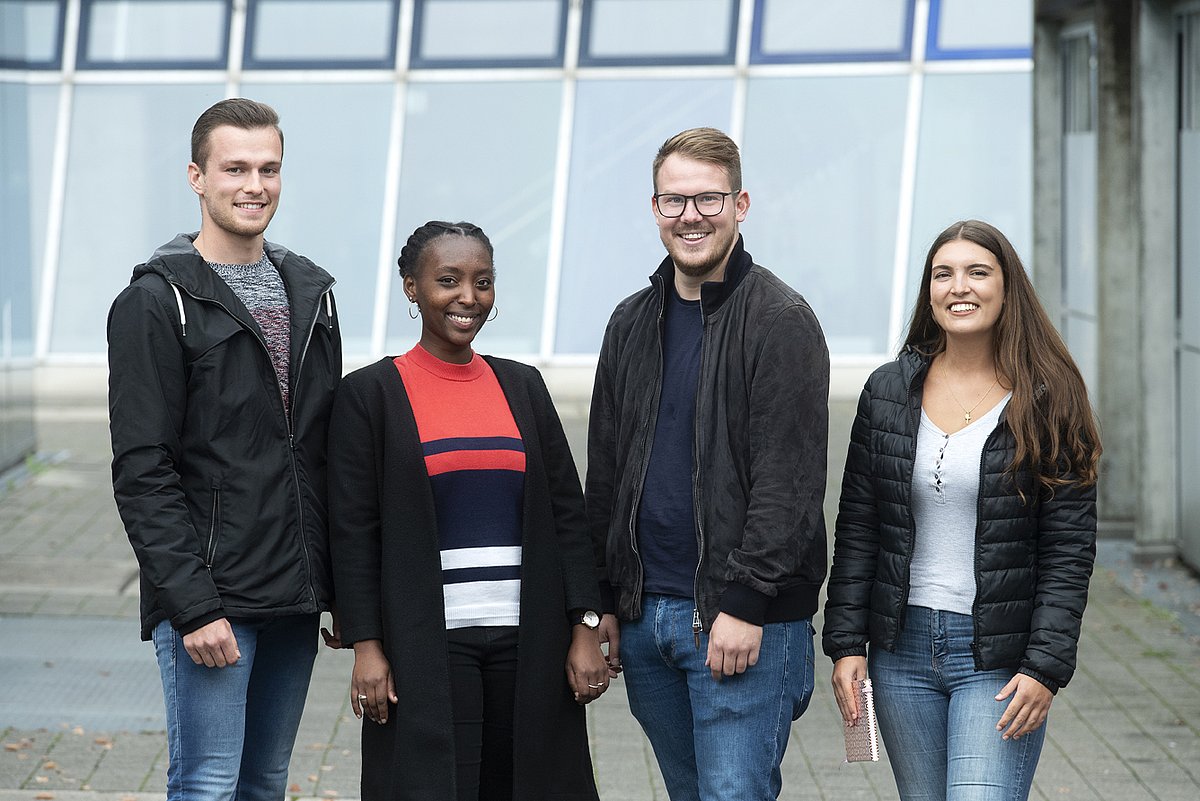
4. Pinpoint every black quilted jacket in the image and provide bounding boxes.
[821,350,1096,692]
